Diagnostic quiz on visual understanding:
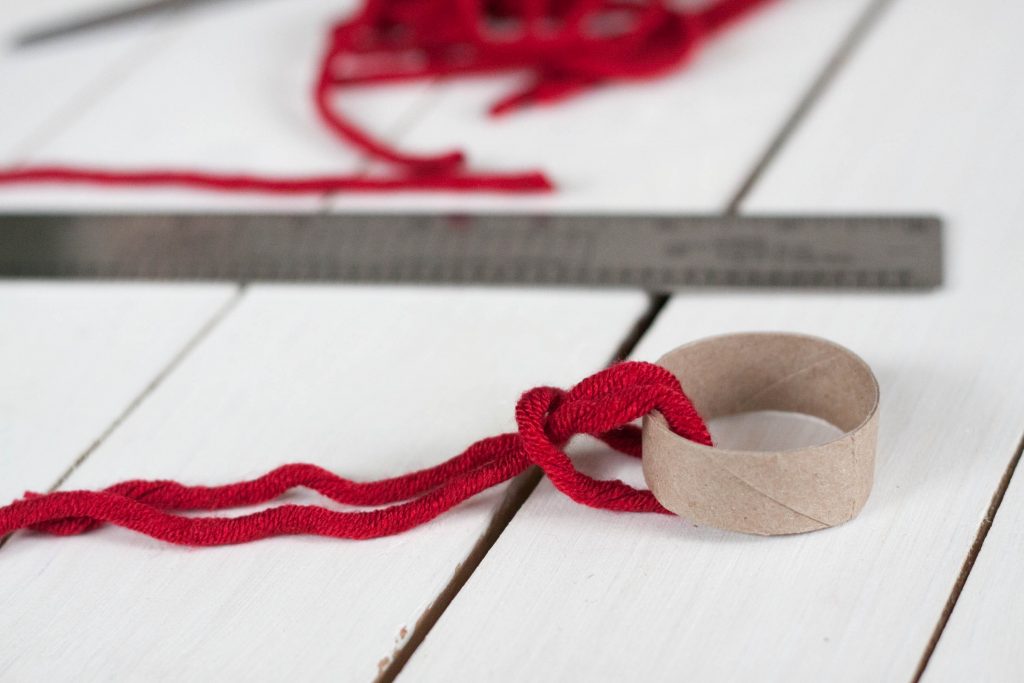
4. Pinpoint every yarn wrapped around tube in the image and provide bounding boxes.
[643,333,879,535]
[0,0,772,194]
